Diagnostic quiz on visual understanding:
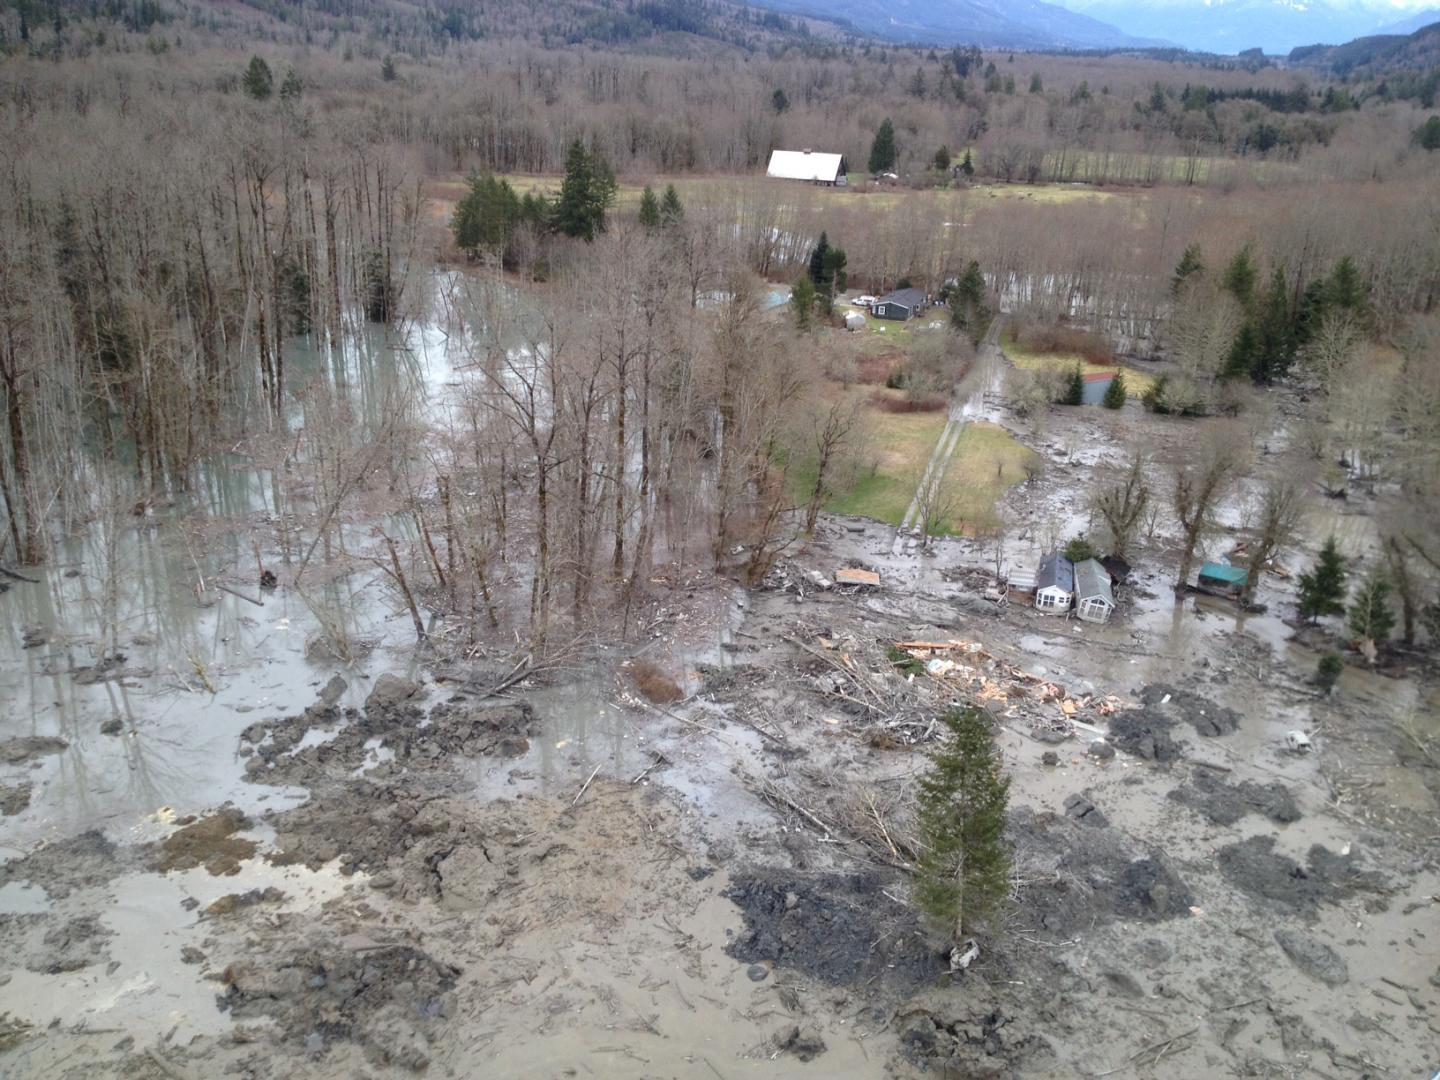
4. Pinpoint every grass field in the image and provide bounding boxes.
[1000,328,1156,398]
[789,387,1037,536]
